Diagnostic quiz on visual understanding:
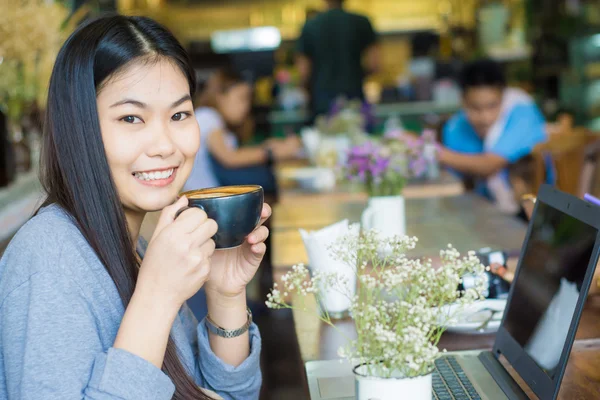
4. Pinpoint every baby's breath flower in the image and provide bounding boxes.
[265,233,486,378]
